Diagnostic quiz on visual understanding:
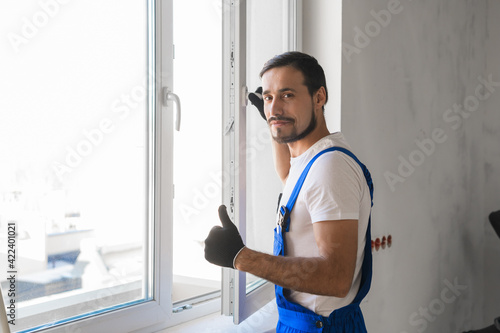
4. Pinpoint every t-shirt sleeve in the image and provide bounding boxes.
[303,151,365,223]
